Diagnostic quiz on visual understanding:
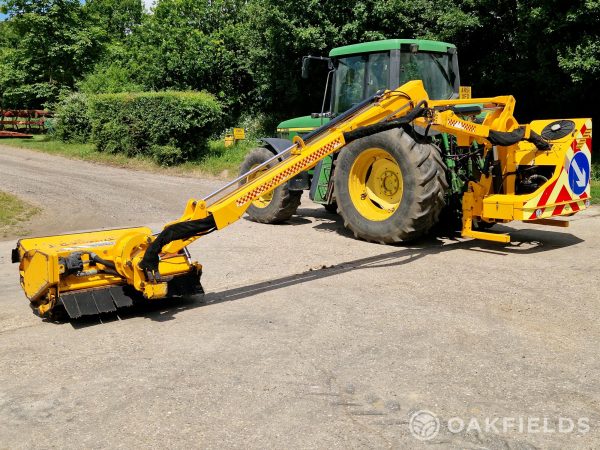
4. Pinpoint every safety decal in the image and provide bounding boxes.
[567,152,590,196]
